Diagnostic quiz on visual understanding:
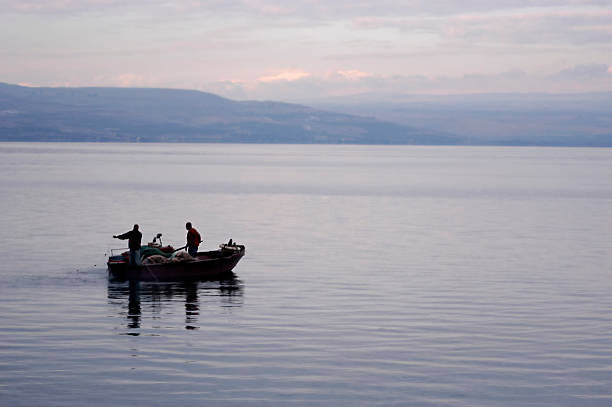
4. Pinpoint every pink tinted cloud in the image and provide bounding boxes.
[90,73,156,88]
[258,69,311,83]
[336,70,373,80]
